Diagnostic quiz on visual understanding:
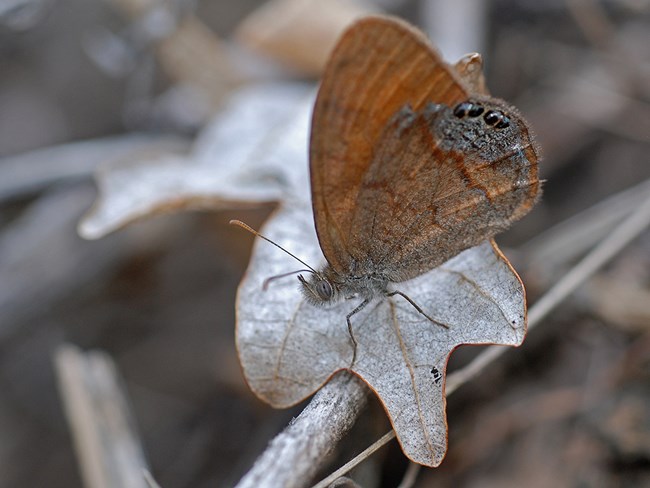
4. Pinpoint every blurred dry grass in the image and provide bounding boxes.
[1,0,649,487]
